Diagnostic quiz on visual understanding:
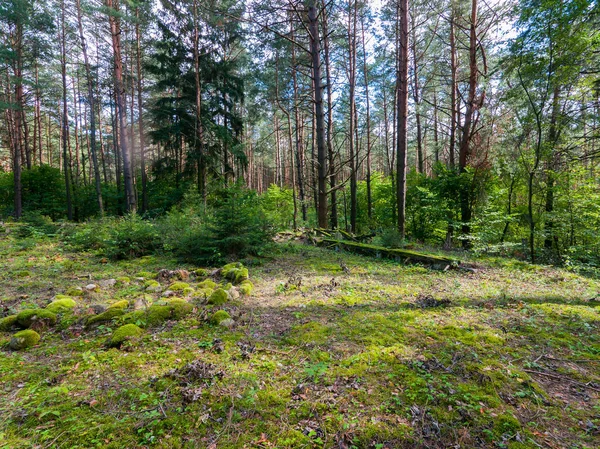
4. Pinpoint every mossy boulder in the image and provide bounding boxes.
[122,300,192,328]
[108,324,144,348]
[9,329,40,350]
[135,271,155,279]
[107,300,129,310]
[198,279,217,290]
[210,310,231,325]
[221,263,249,284]
[239,280,254,296]
[16,309,58,328]
[194,268,208,277]
[116,276,131,285]
[167,281,190,291]
[192,288,214,300]
[144,280,160,291]
[208,288,228,305]
[46,297,77,313]
[66,287,84,297]
[182,287,195,297]
[0,315,18,331]
[85,308,125,327]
